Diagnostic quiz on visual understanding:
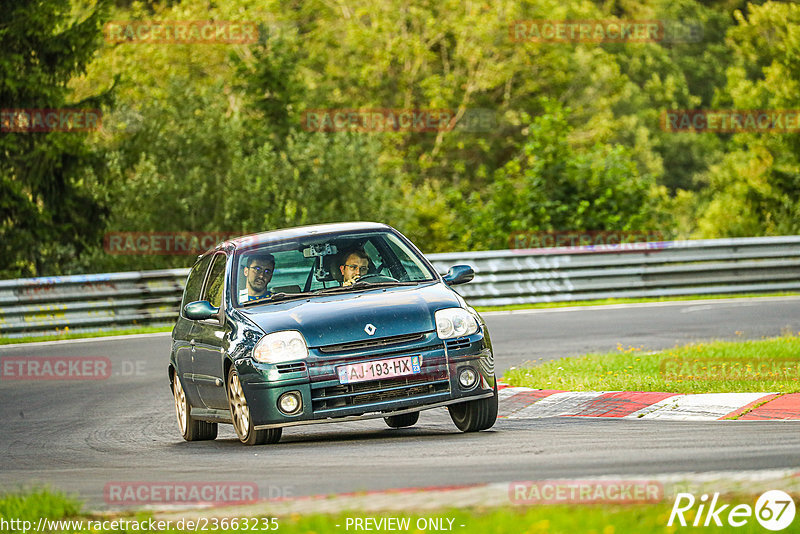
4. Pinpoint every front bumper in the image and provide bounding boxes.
[235,330,496,429]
